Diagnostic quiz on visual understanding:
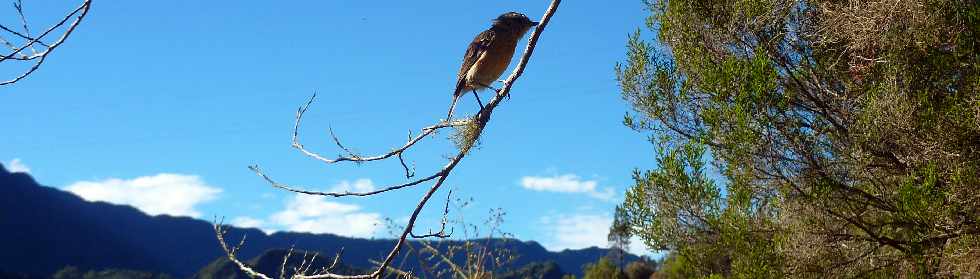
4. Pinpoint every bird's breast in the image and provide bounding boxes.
[466,38,520,88]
